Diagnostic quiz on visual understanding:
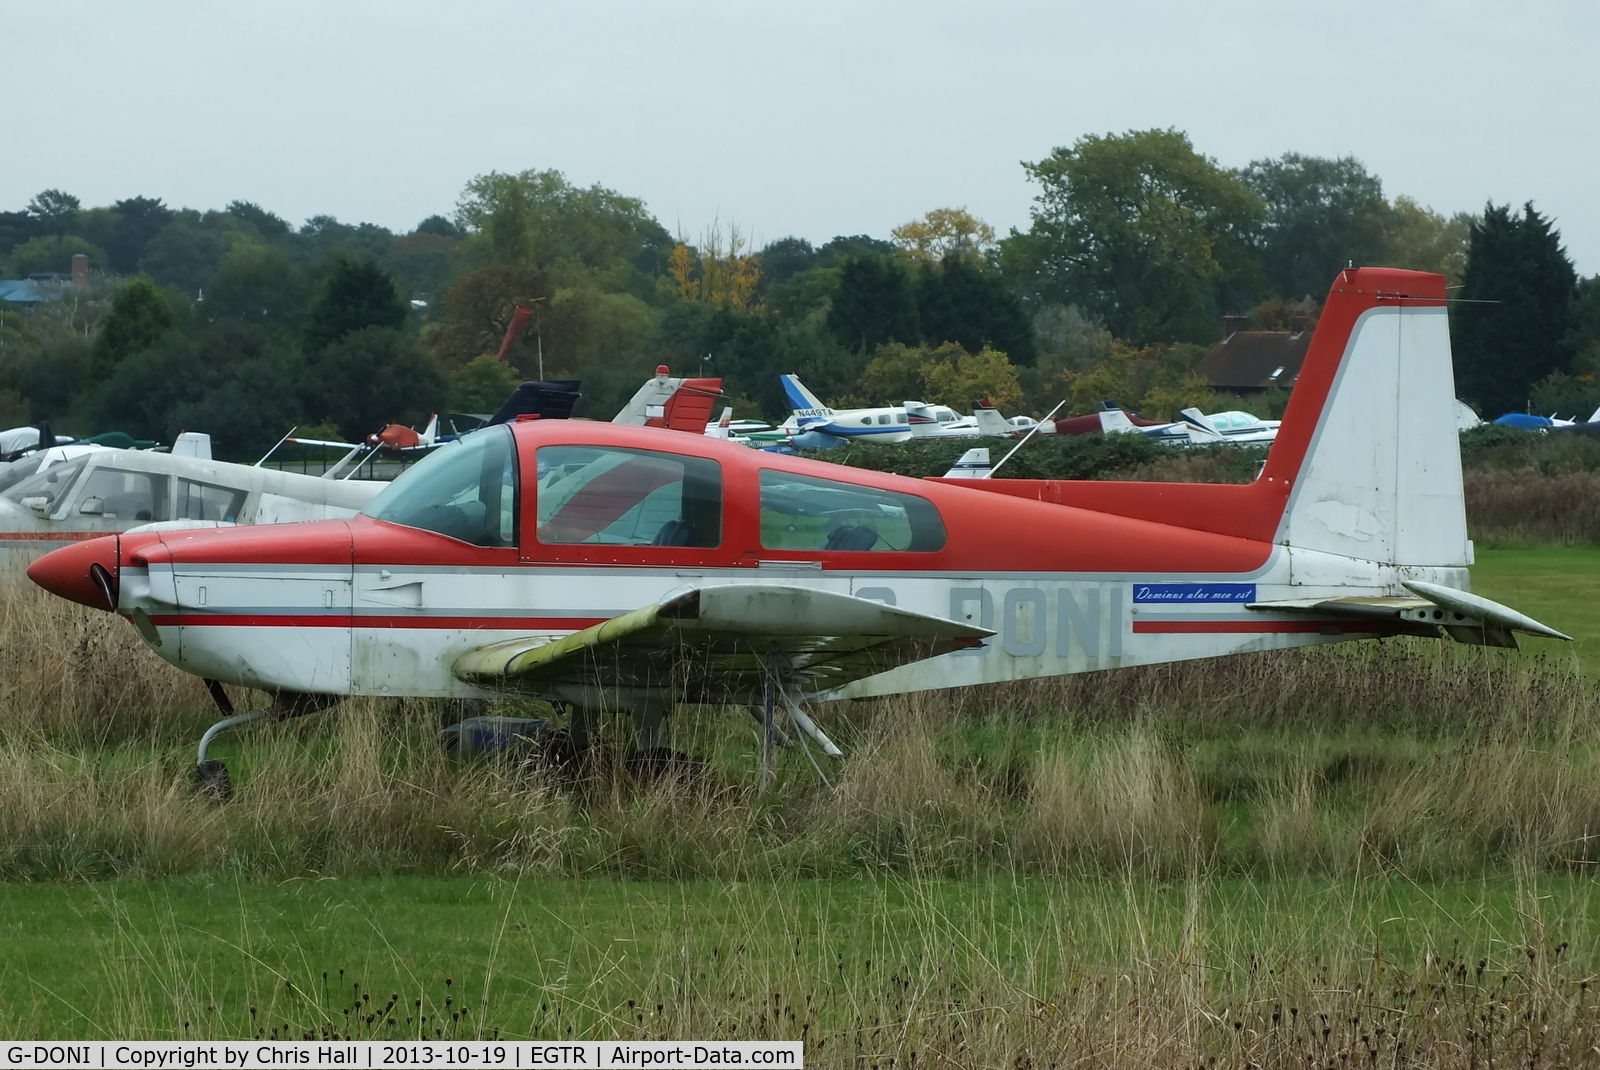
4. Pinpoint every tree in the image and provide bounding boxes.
[454,169,673,287]
[755,237,819,292]
[857,342,929,403]
[1008,129,1264,344]
[26,190,81,236]
[916,254,1035,363]
[668,224,761,310]
[1384,196,1472,287]
[891,208,996,262]
[226,201,291,240]
[921,344,1023,410]
[450,354,523,413]
[137,213,242,294]
[428,264,553,368]
[106,197,174,273]
[858,341,1023,410]
[310,327,446,439]
[0,211,43,261]
[302,258,408,351]
[6,235,106,276]
[415,215,463,239]
[208,244,308,330]
[385,231,462,301]
[92,278,175,377]
[1451,203,1577,418]
[827,254,920,351]
[1245,154,1389,300]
